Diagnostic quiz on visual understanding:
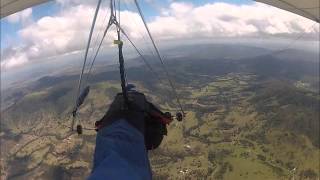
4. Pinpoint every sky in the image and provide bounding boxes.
[0,0,319,72]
